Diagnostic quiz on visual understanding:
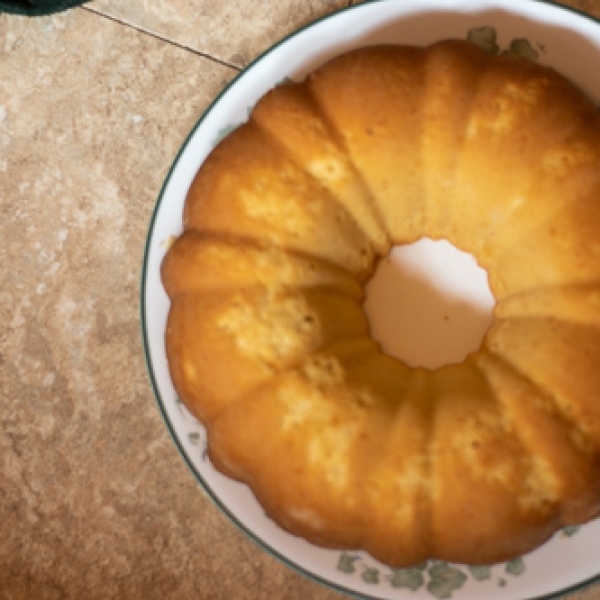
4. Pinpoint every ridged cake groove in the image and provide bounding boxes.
[420,40,492,242]
[183,120,376,277]
[306,45,429,247]
[250,81,391,259]
[248,118,380,269]
[476,350,600,525]
[485,320,600,452]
